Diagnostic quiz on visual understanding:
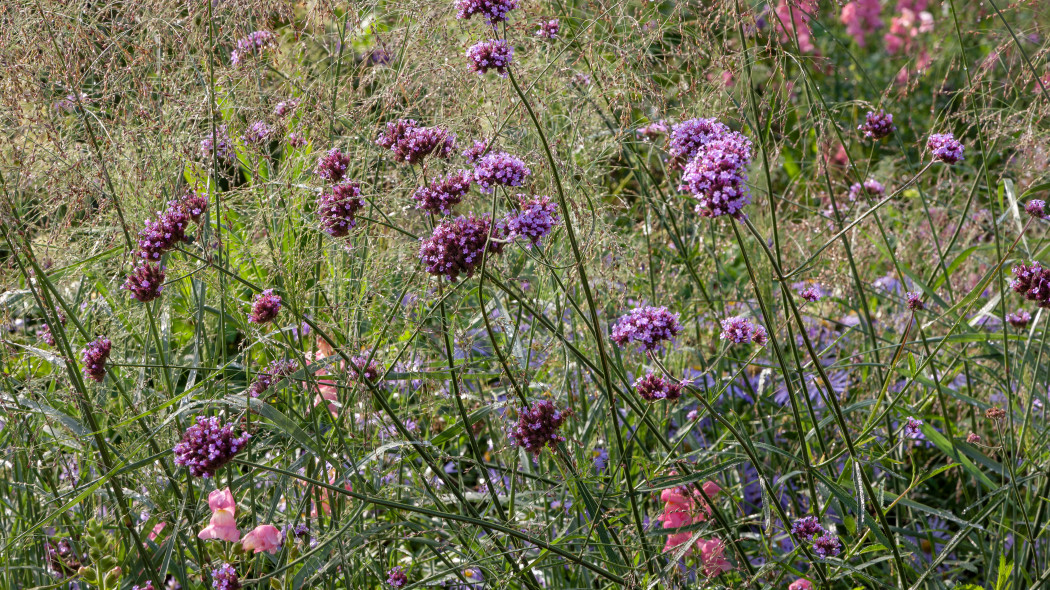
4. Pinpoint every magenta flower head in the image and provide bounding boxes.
[174,415,250,478]
[1011,262,1050,307]
[719,316,766,345]
[679,131,754,219]
[506,195,559,247]
[231,30,276,66]
[38,310,66,347]
[791,516,826,540]
[637,120,669,141]
[419,214,507,281]
[473,151,530,192]
[611,306,683,351]
[81,337,112,382]
[182,191,209,222]
[249,359,299,398]
[137,202,192,261]
[668,117,730,169]
[122,263,166,303]
[903,416,924,438]
[414,169,474,215]
[376,119,457,165]
[350,355,382,382]
[201,124,233,160]
[1006,310,1031,328]
[316,148,352,183]
[905,291,925,311]
[242,121,273,146]
[812,534,842,559]
[466,39,513,77]
[249,289,282,324]
[858,110,895,140]
[509,399,567,455]
[634,373,683,402]
[462,139,492,163]
[386,566,408,588]
[455,0,519,24]
[799,285,823,302]
[927,133,965,164]
[211,562,241,590]
[536,19,560,38]
[848,178,885,201]
[1025,199,1046,219]
[273,99,300,118]
[318,181,365,237]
